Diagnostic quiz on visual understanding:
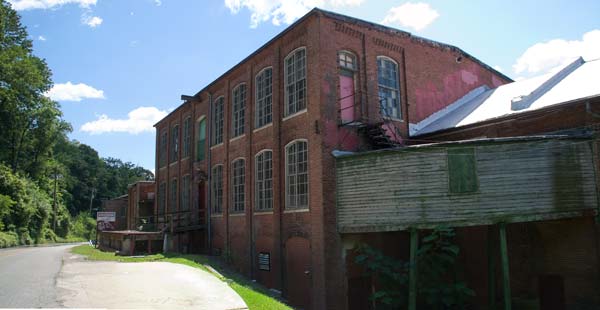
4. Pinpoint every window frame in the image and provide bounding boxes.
[284,47,307,117]
[159,129,167,167]
[255,149,273,211]
[180,174,191,211]
[211,164,223,214]
[255,67,273,129]
[169,177,178,213]
[338,50,358,71]
[231,158,245,213]
[170,124,179,163]
[232,83,247,138]
[377,56,402,120]
[212,96,224,146]
[158,182,166,215]
[196,116,207,161]
[183,116,192,158]
[285,139,309,210]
